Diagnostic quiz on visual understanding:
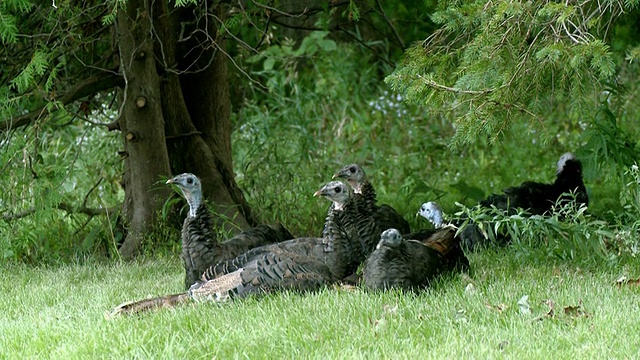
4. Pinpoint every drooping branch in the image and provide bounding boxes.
[374,0,404,49]
[413,74,502,95]
[0,71,124,134]
[2,203,118,222]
